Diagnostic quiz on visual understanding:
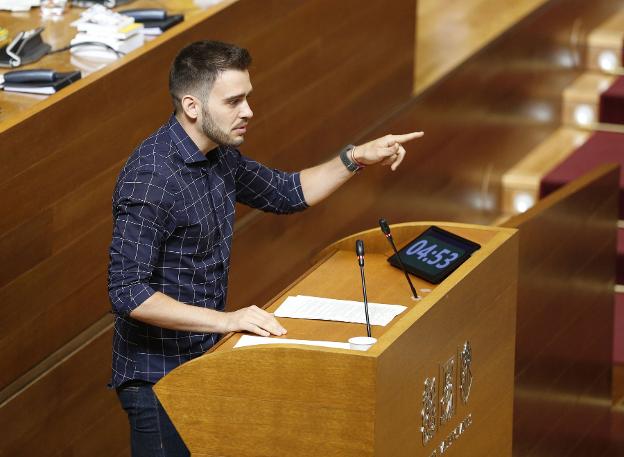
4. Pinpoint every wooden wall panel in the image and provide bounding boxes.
[0,325,129,457]
[415,0,550,93]
[0,274,108,393]
[0,221,109,389]
[0,163,118,287]
[501,164,619,457]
